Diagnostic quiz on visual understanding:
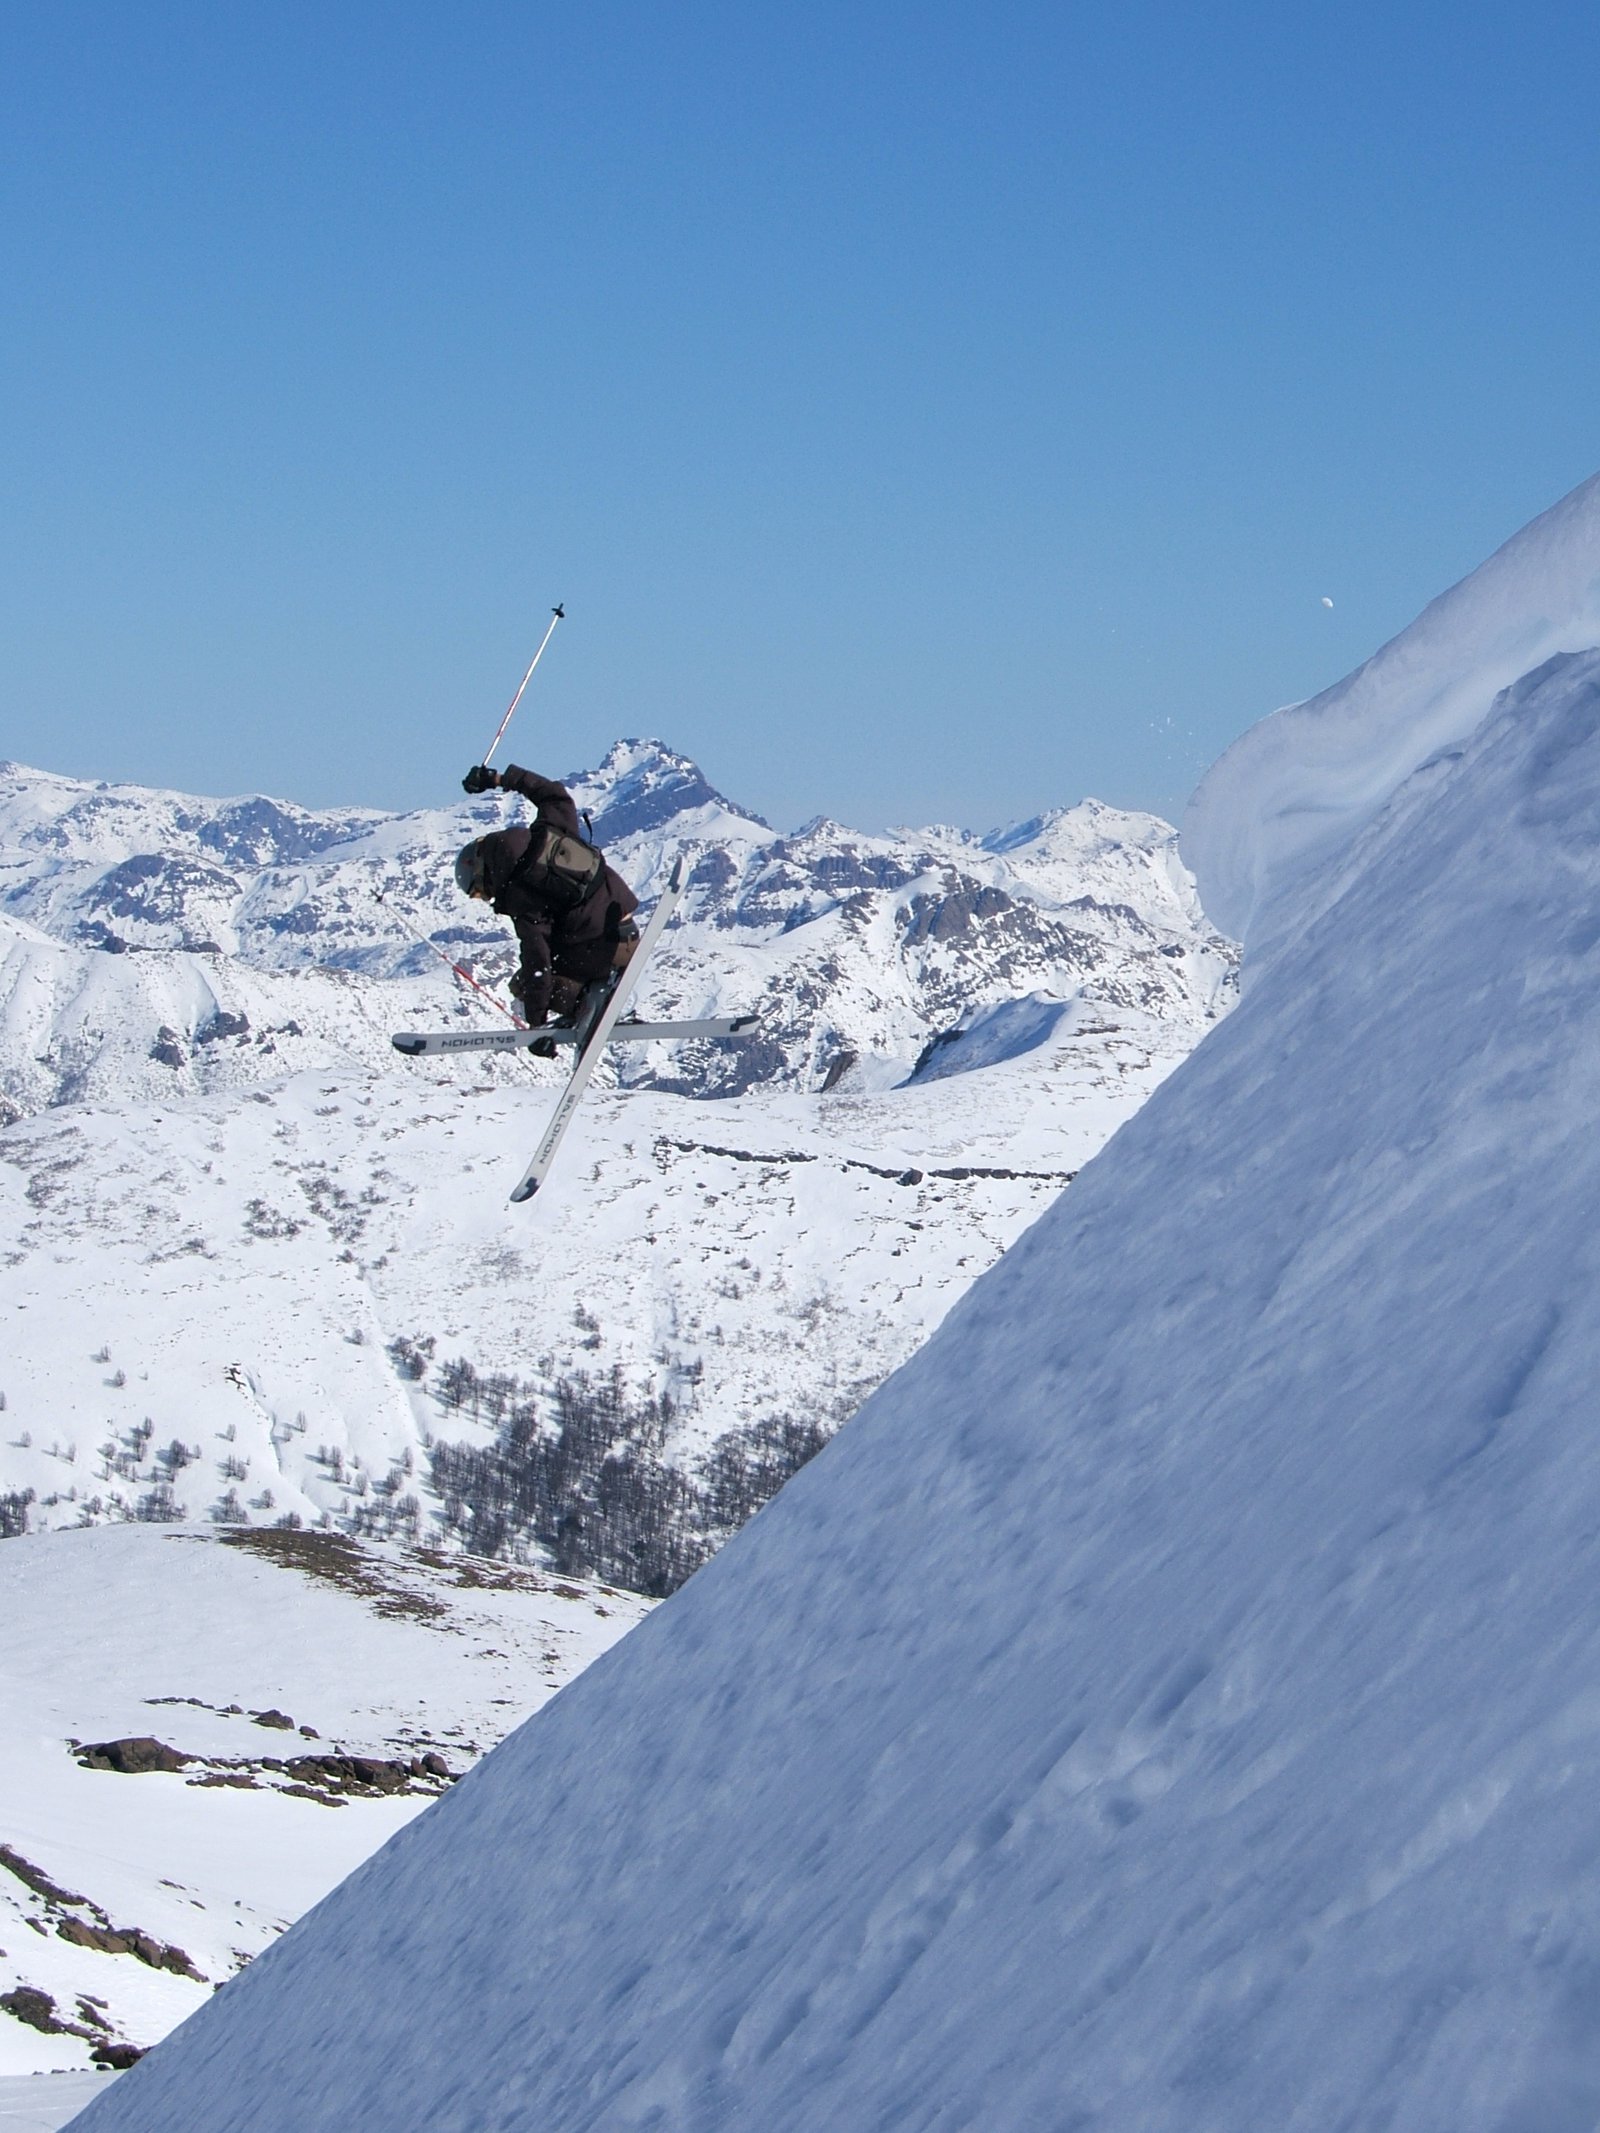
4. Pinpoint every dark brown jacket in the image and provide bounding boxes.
[478,766,638,1023]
